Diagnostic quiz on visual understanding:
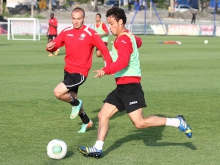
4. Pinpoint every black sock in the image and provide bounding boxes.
[79,111,90,124]
[69,99,79,106]
[69,94,79,106]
